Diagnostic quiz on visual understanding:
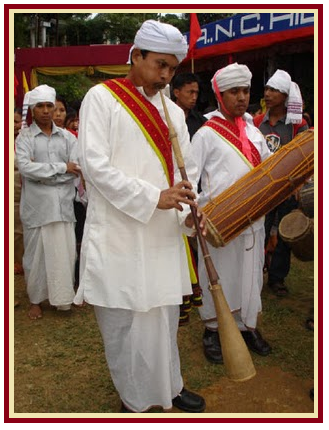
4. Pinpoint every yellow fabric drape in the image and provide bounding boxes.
[22,71,29,93]
[30,65,130,88]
